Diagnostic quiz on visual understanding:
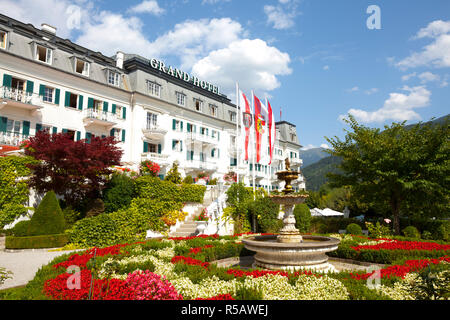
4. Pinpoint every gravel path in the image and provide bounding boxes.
[0,237,79,290]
